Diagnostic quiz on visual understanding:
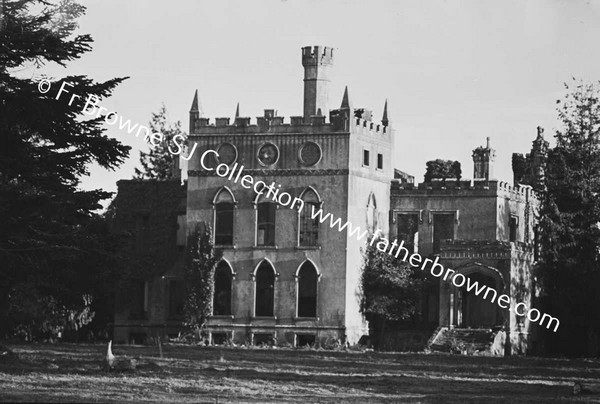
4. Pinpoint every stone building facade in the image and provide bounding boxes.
[112,46,547,353]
